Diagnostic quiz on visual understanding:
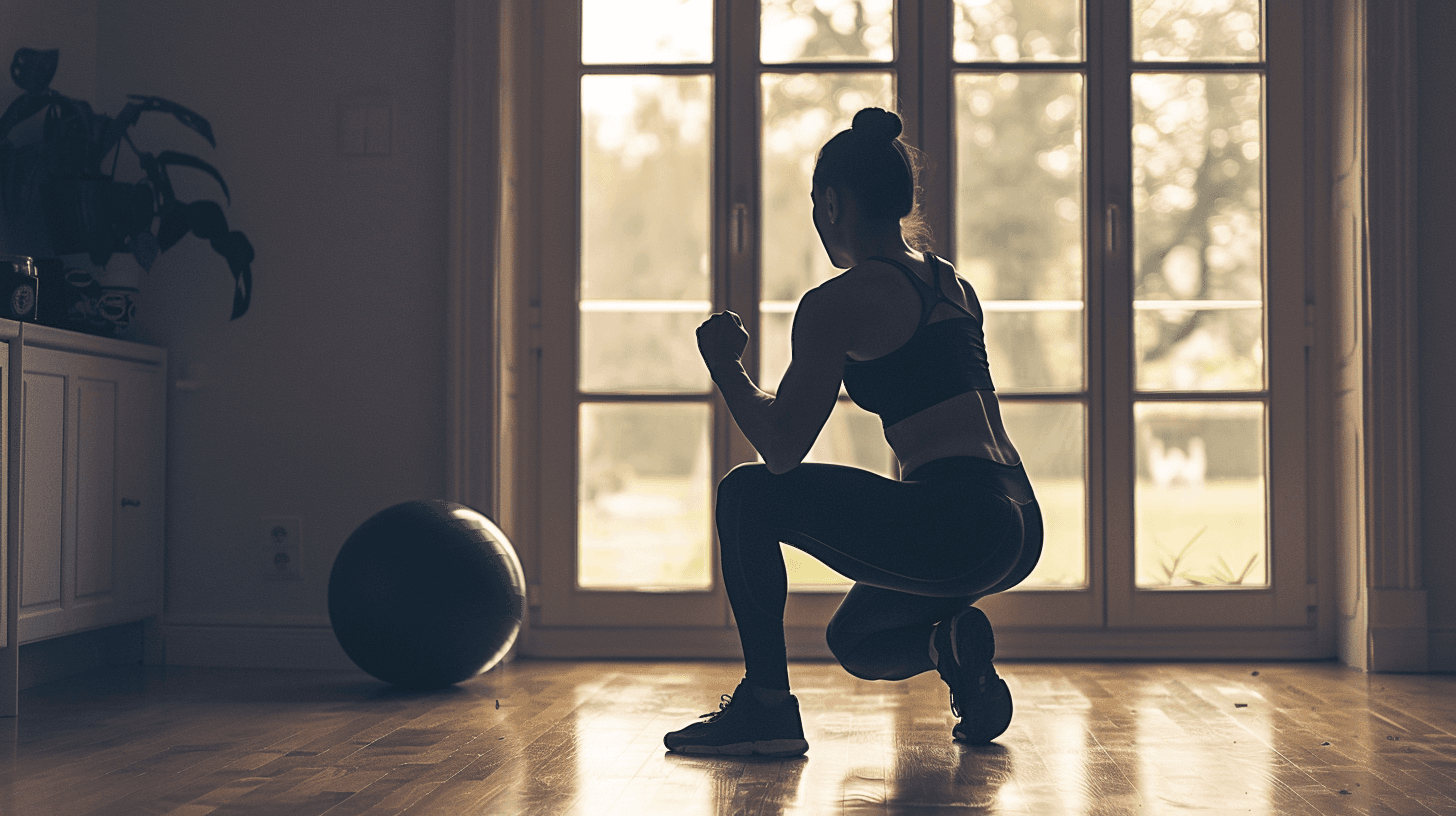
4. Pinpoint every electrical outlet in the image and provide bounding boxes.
[263,517,302,579]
